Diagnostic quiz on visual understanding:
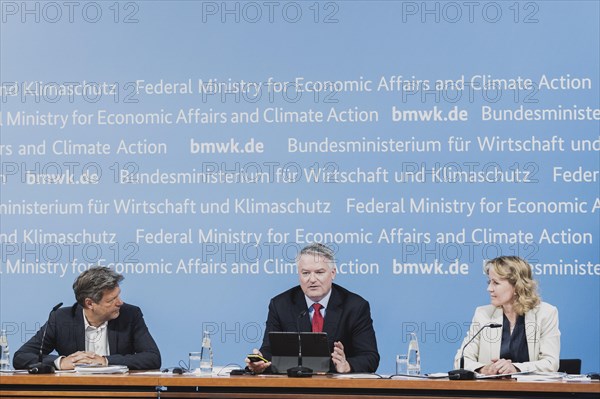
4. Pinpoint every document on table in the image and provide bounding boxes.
[513,372,592,382]
[391,373,448,379]
[74,365,129,374]
[333,373,382,379]
[475,371,531,379]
